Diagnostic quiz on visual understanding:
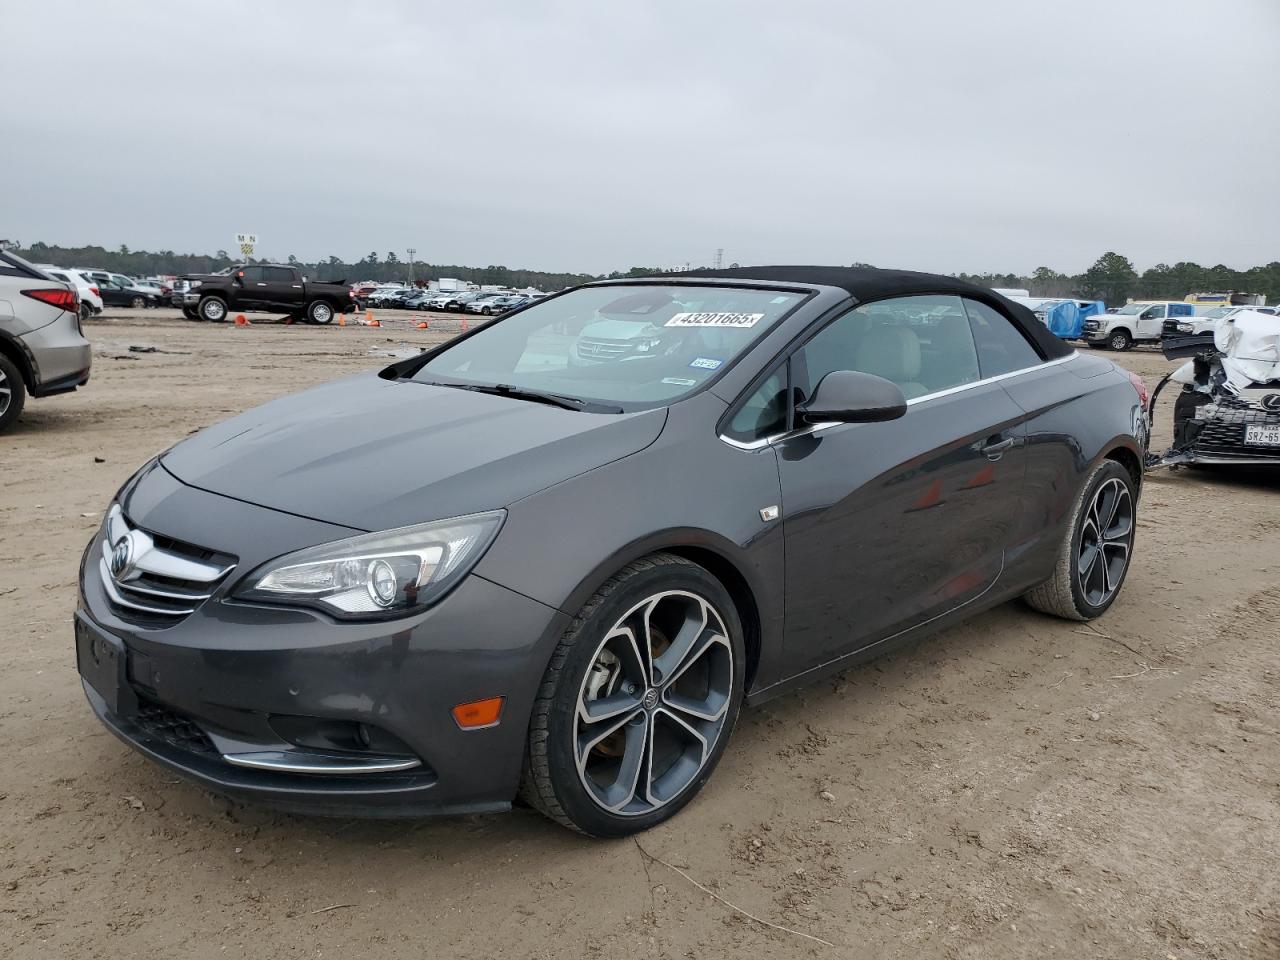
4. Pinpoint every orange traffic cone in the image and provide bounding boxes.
[416,321,429,329]
[367,316,381,328]
[338,312,346,326]
[234,314,249,326]
[365,310,374,324]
